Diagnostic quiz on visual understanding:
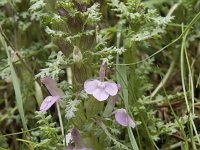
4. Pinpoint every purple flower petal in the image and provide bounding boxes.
[64,147,73,150]
[41,77,64,96]
[115,109,135,128]
[71,128,82,146]
[40,96,60,112]
[84,79,100,94]
[92,87,109,101]
[104,82,118,96]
